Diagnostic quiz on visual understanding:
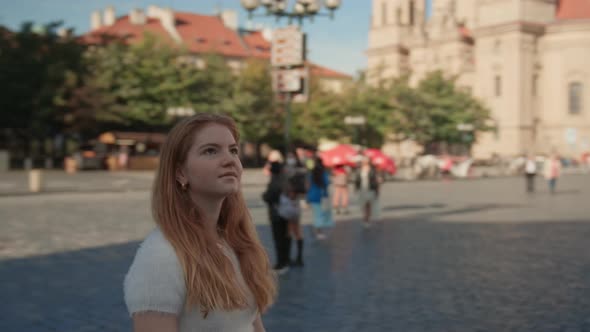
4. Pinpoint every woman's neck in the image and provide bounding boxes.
[190,193,224,239]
